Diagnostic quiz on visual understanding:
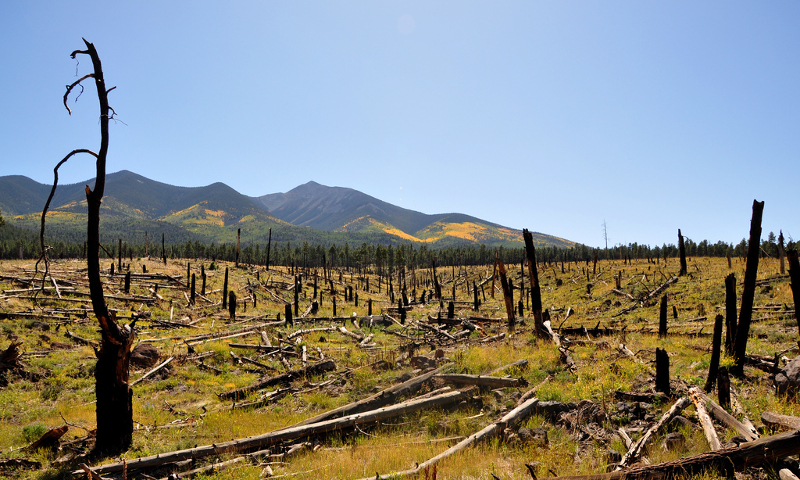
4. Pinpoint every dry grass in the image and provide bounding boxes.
[0,254,797,479]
